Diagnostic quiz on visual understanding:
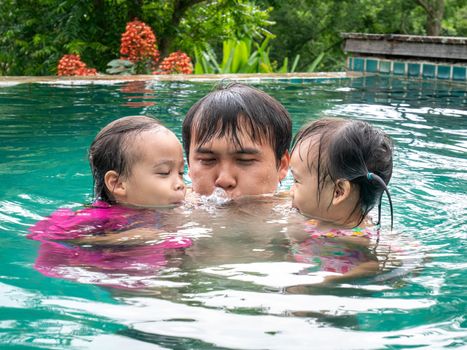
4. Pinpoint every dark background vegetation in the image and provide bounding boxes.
[1,0,466,75]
